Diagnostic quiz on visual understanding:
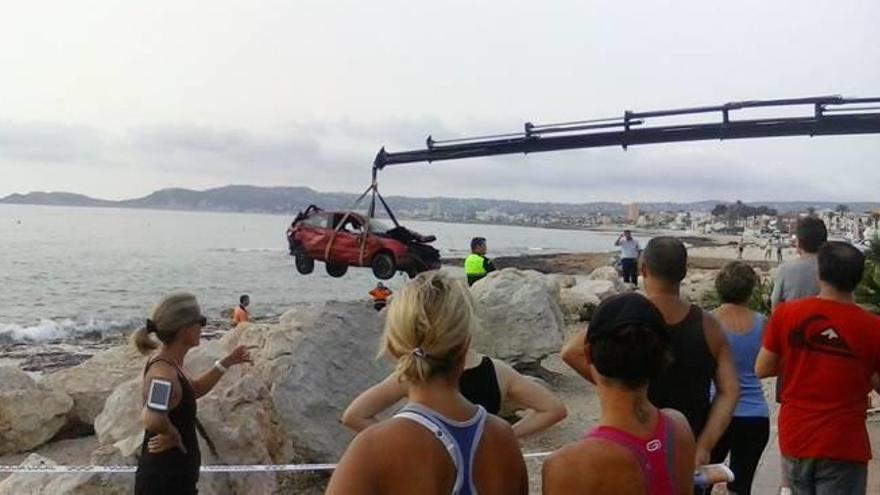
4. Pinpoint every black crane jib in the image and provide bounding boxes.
[372,95,880,170]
